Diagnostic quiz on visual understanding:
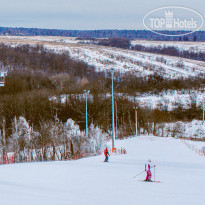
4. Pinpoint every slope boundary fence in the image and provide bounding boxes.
[181,139,205,157]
